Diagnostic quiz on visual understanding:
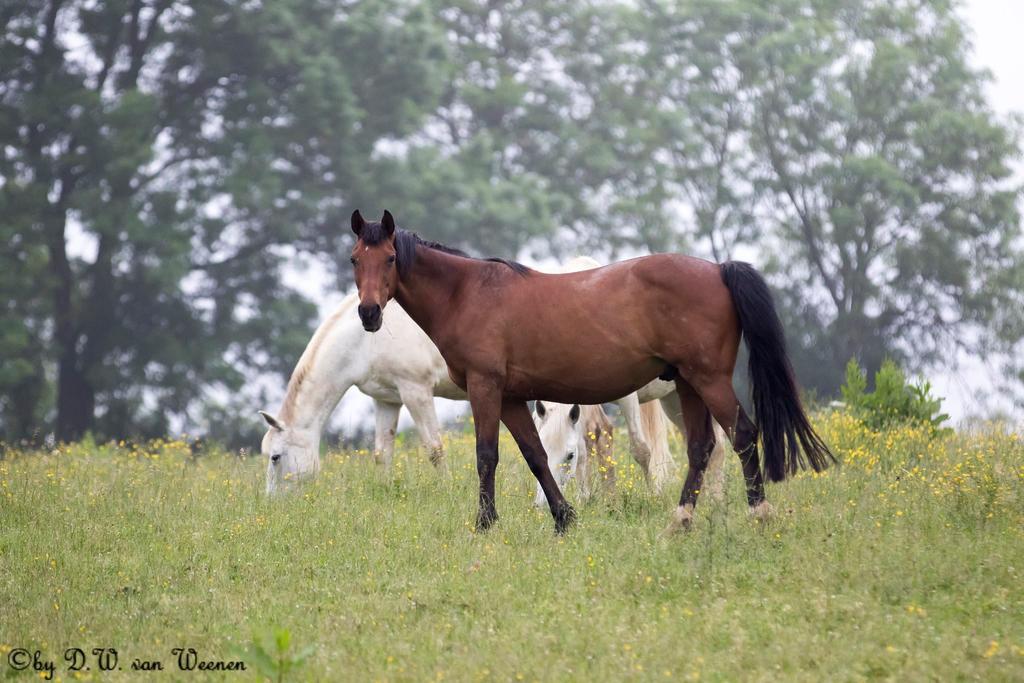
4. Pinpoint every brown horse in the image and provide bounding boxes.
[349,210,834,533]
